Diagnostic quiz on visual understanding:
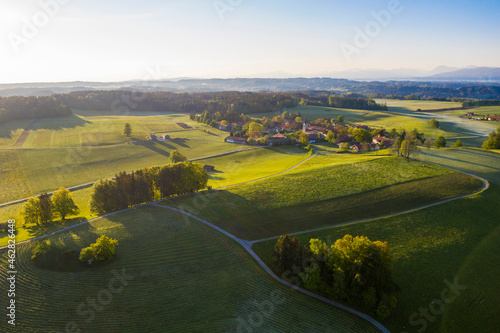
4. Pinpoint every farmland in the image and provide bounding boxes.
[163,154,483,240]
[0,147,313,247]
[0,205,383,333]
[253,148,500,333]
